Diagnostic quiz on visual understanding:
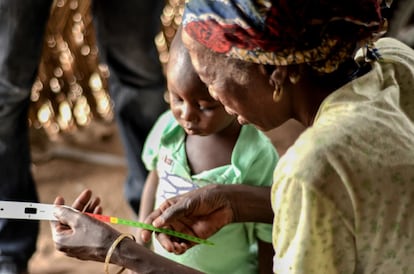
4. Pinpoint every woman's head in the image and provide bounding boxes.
[183,0,387,72]
[166,29,238,136]
[181,0,388,129]
[183,31,291,131]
